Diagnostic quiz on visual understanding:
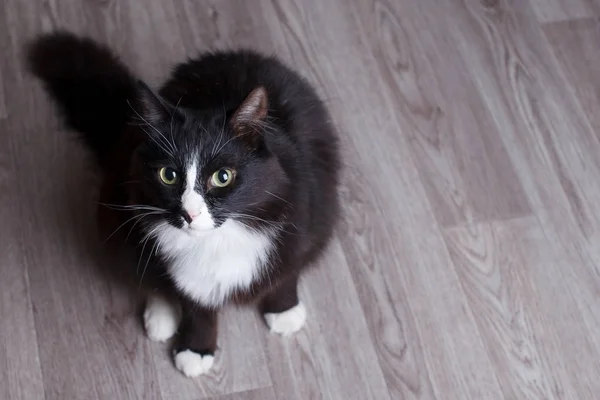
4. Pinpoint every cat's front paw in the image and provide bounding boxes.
[144,294,180,342]
[264,302,307,336]
[174,350,215,377]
